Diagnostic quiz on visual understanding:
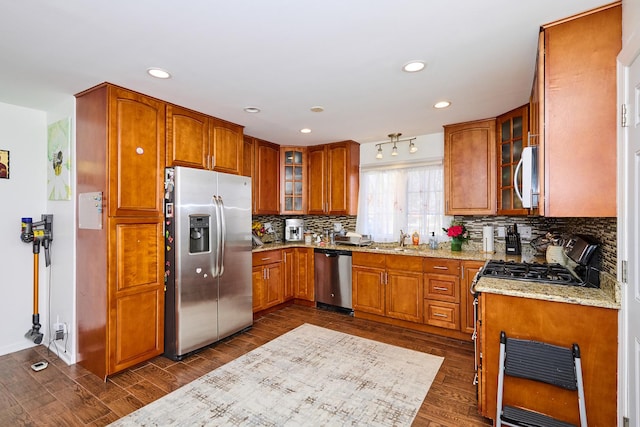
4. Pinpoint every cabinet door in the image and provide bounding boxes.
[460,260,484,335]
[282,248,295,301]
[444,119,496,215]
[252,265,265,312]
[352,265,385,316]
[242,135,253,177]
[108,87,166,217]
[108,218,164,374]
[497,105,530,216]
[253,138,280,214]
[280,147,307,214]
[295,248,314,301]
[210,118,243,175]
[326,143,349,214]
[542,5,620,217]
[424,273,459,303]
[166,105,208,169]
[307,145,327,214]
[386,270,422,323]
[264,263,283,309]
